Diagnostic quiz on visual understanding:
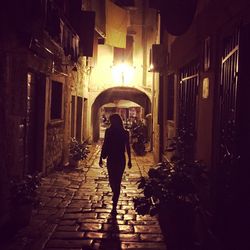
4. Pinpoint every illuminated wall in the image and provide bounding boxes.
[84,1,160,147]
